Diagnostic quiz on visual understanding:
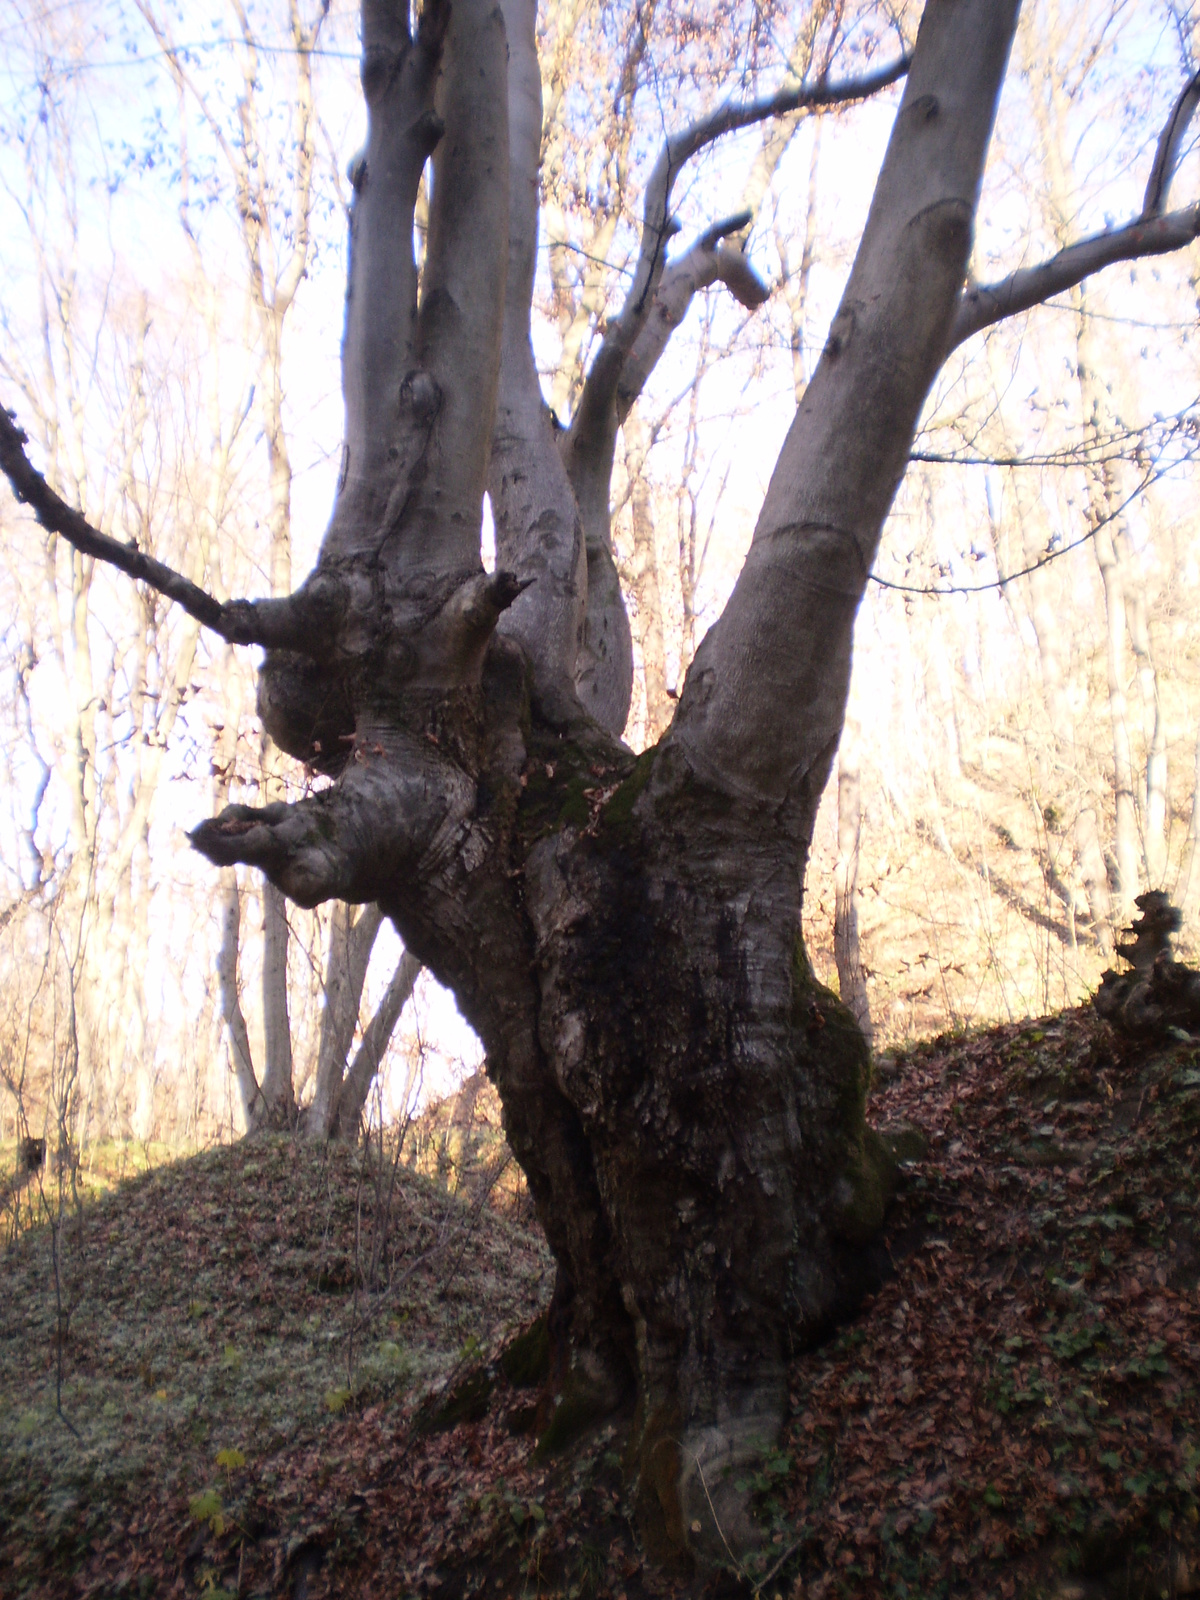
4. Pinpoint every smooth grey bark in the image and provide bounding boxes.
[336,947,422,1135]
[10,0,1200,1572]
[668,5,1017,807]
[487,0,587,720]
[306,901,384,1137]
[834,725,872,1042]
